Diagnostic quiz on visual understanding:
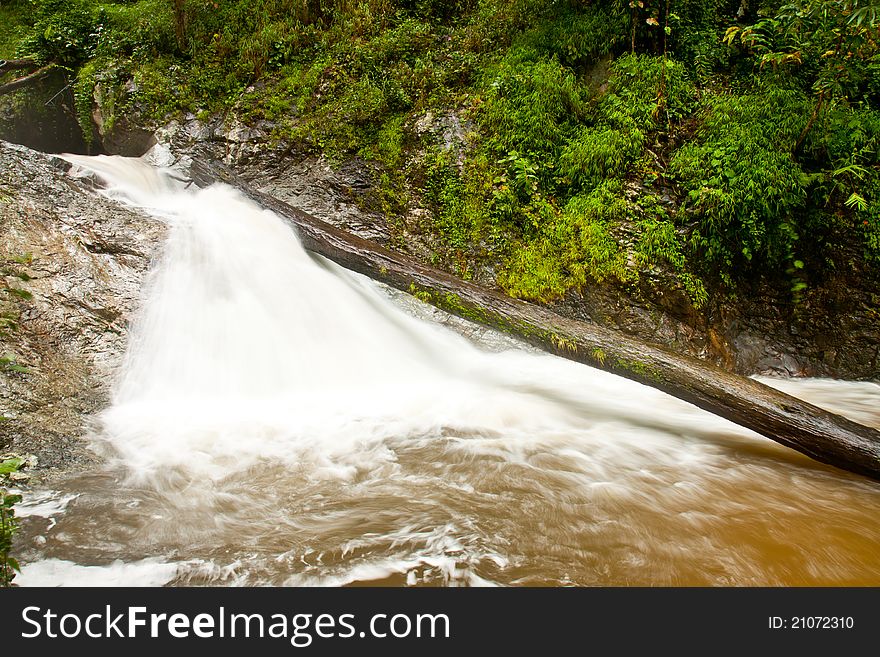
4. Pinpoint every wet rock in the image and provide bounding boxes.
[715,275,880,379]
[92,99,156,157]
[0,140,166,483]
[149,118,391,244]
[413,109,472,168]
[234,154,390,244]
